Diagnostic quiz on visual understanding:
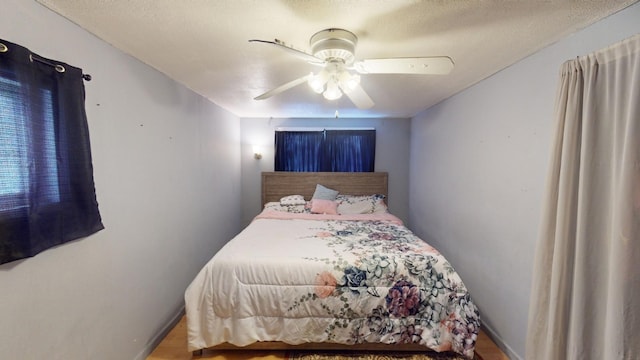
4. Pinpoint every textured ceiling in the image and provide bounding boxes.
[36,0,638,119]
